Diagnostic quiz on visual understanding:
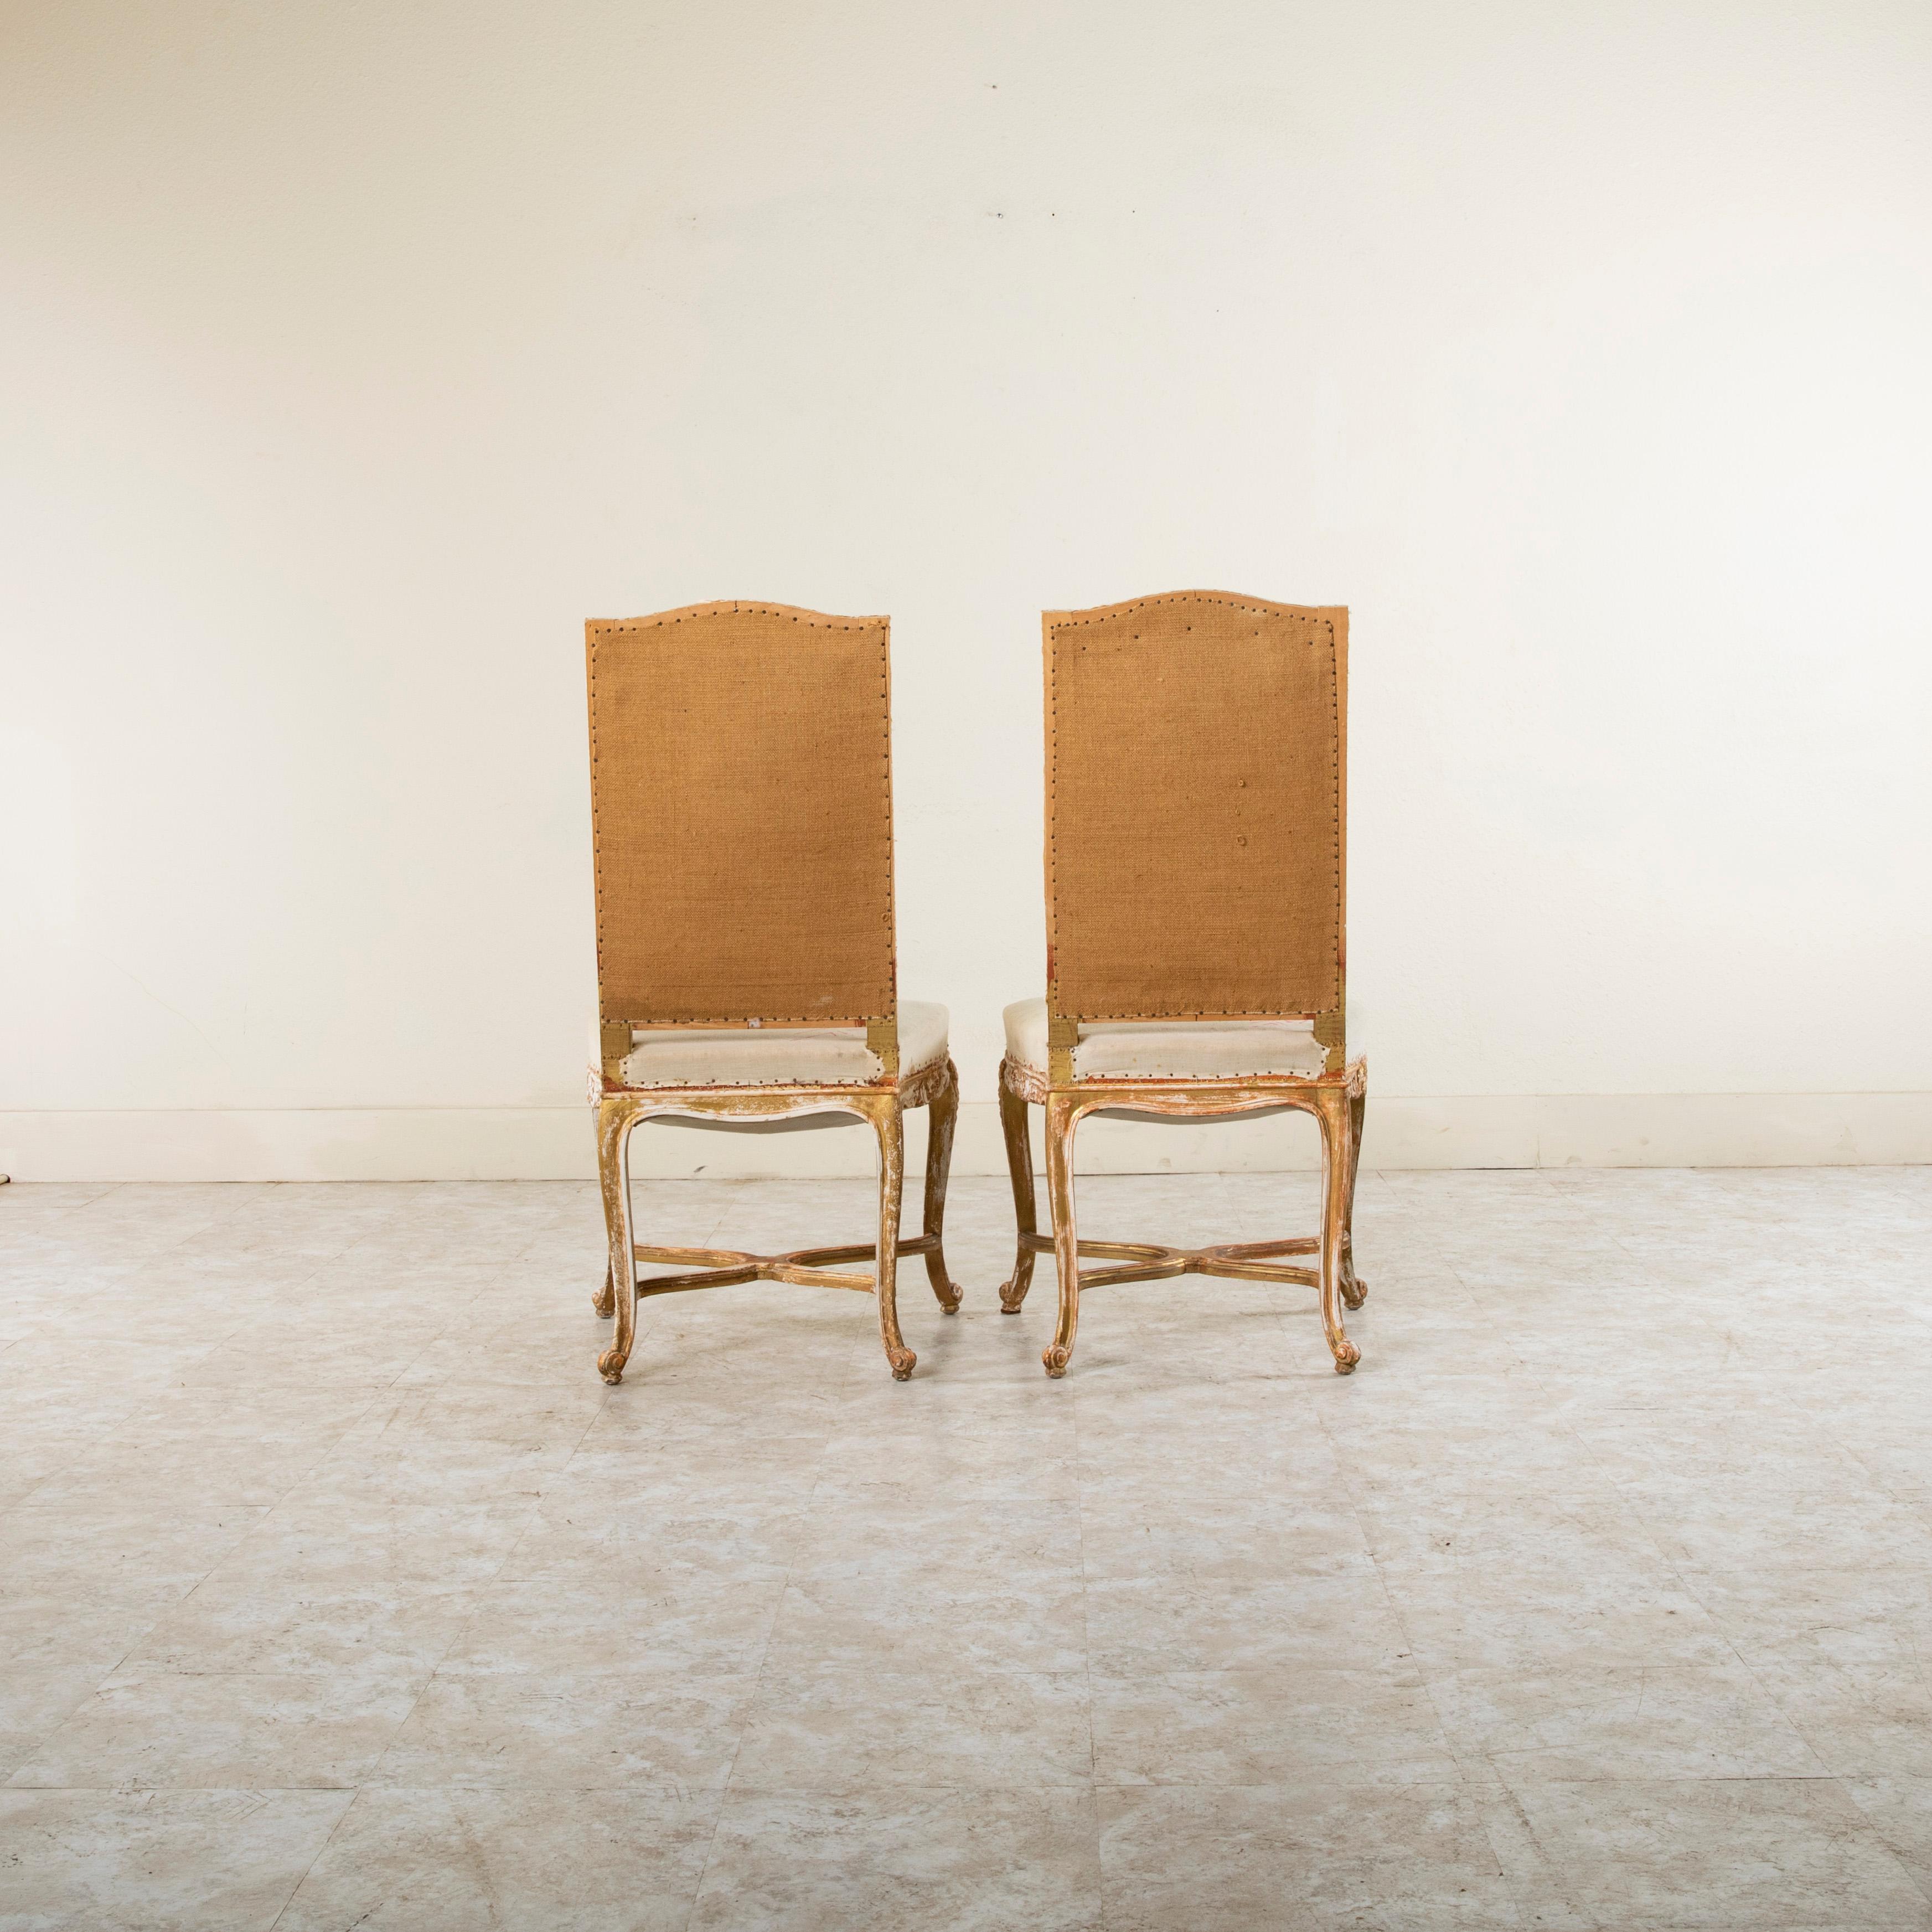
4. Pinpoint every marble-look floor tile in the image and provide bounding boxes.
[689,1786,1102,1931]
[498,1479,815,1567]
[791,1489,1083,1584]
[1097,1781,1588,1932]
[0,1502,271,1671]
[1675,1560,1932,1674]
[808,1411,1081,1502]
[1091,1667,1461,1786]
[1755,1661,1932,1780]
[273,1785,721,1931]
[371,1669,756,1791]
[7,1668,421,1790]
[0,1335,225,1401]
[1425,1663,1827,1783]
[1376,1560,1738,1675]
[1611,1470,1932,1576]
[435,1562,788,1681]
[548,1432,830,1509]
[731,1666,1093,1790]
[0,1592,170,1677]
[1845,1775,1932,1905]
[1083,1569,1417,1677]
[763,1566,1089,1676]
[1077,1517,1378,1584]
[23,1407,359,1512]
[205,1497,536,1601]
[1508,1774,1932,1928]
[0,1660,115,1780]
[119,1574,476,1687]
[0,1414,115,1513]
[1345,1481,1665,1574]
[7,1170,1932,1930]
[0,1787,352,1932]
